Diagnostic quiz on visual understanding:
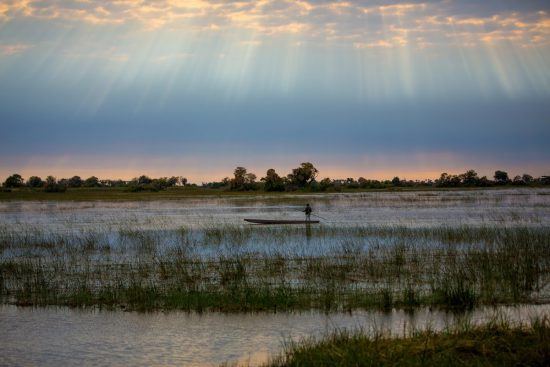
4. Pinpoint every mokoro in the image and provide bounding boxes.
[244,219,320,225]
